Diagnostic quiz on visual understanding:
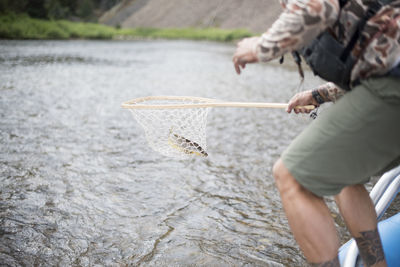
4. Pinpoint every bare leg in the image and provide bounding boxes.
[273,159,339,265]
[335,185,386,267]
